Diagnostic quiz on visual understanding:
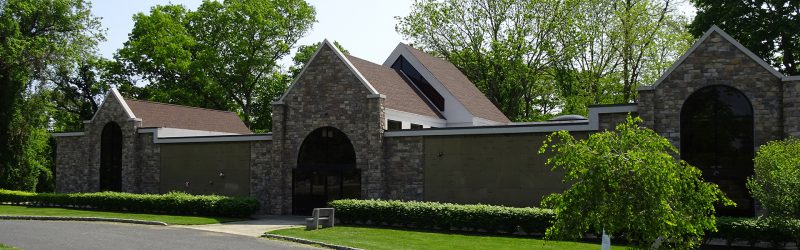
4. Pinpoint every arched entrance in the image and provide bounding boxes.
[293,127,361,215]
[681,85,754,216]
[100,122,123,191]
